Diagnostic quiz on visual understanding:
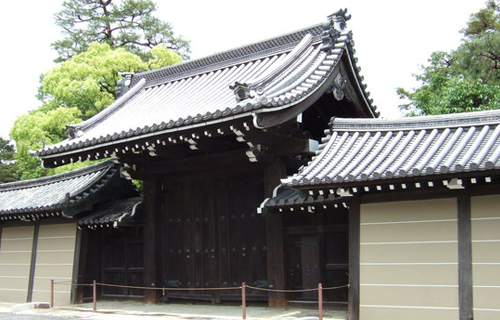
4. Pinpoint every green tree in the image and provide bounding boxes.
[11,42,181,180]
[10,107,83,180]
[0,138,19,183]
[398,1,500,115]
[52,0,189,62]
[41,42,148,119]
